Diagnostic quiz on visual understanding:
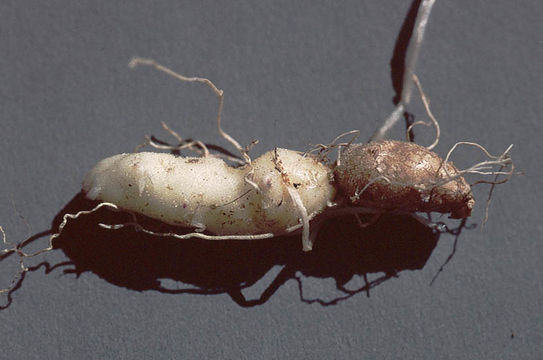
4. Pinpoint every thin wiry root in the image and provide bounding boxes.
[356,142,513,194]
[19,202,125,258]
[271,148,312,251]
[99,222,275,241]
[285,186,311,251]
[335,139,513,226]
[160,121,185,144]
[139,135,209,156]
[357,142,515,192]
[430,218,467,285]
[1,225,11,252]
[129,57,254,165]
[406,74,440,150]
[350,142,513,222]
[0,226,26,295]
[133,120,208,155]
[306,130,360,164]
[482,164,509,225]
[304,130,360,158]
[157,121,211,157]
[99,201,307,241]
[99,203,281,240]
[243,169,261,192]
[0,201,281,296]
[441,142,514,223]
[105,203,279,239]
[370,0,437,141]
[0,256,25,296]
[373,104,405,142]
[136,121,248,166]
[441,142,514,185]
[351,175,392,203]
[0,202,119,295]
